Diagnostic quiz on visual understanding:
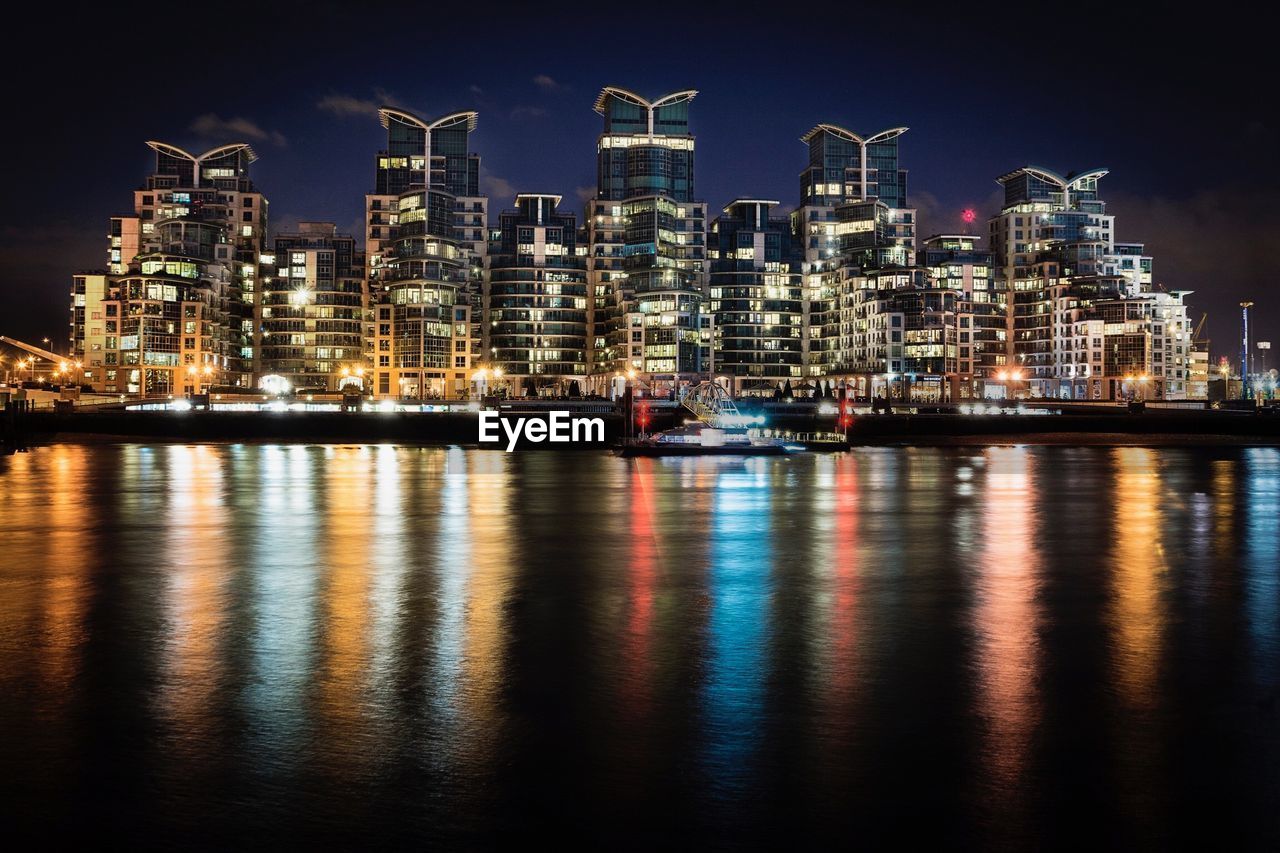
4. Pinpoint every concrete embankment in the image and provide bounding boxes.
[16,406,1280,449]
[23,409,627,448]
[847,412,1280,444]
